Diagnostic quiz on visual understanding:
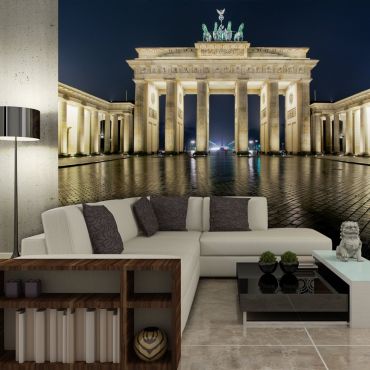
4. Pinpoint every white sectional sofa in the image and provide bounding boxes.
[21,196,332,332]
